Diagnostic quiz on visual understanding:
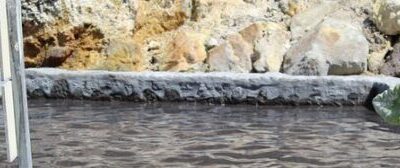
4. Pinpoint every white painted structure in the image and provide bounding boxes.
[0,0,32,167]
[0,0,18,162]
